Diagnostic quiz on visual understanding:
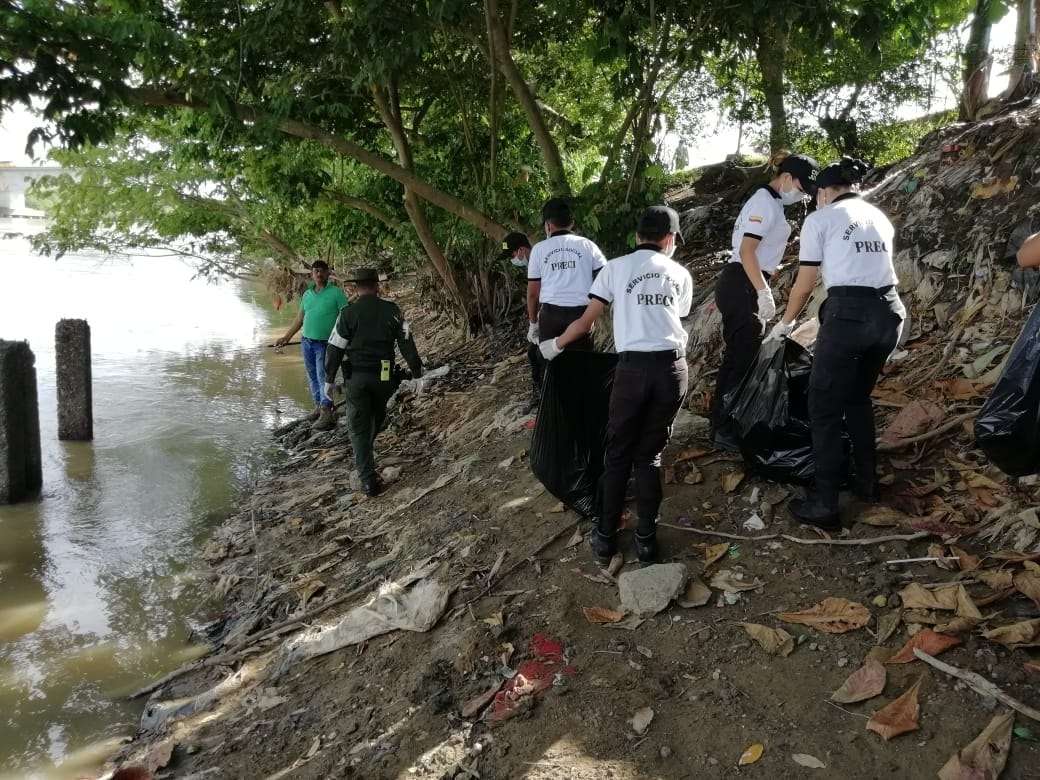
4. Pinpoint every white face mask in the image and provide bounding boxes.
[663,239,676,258]
[780,185,806,207]
[510,258,527,268]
